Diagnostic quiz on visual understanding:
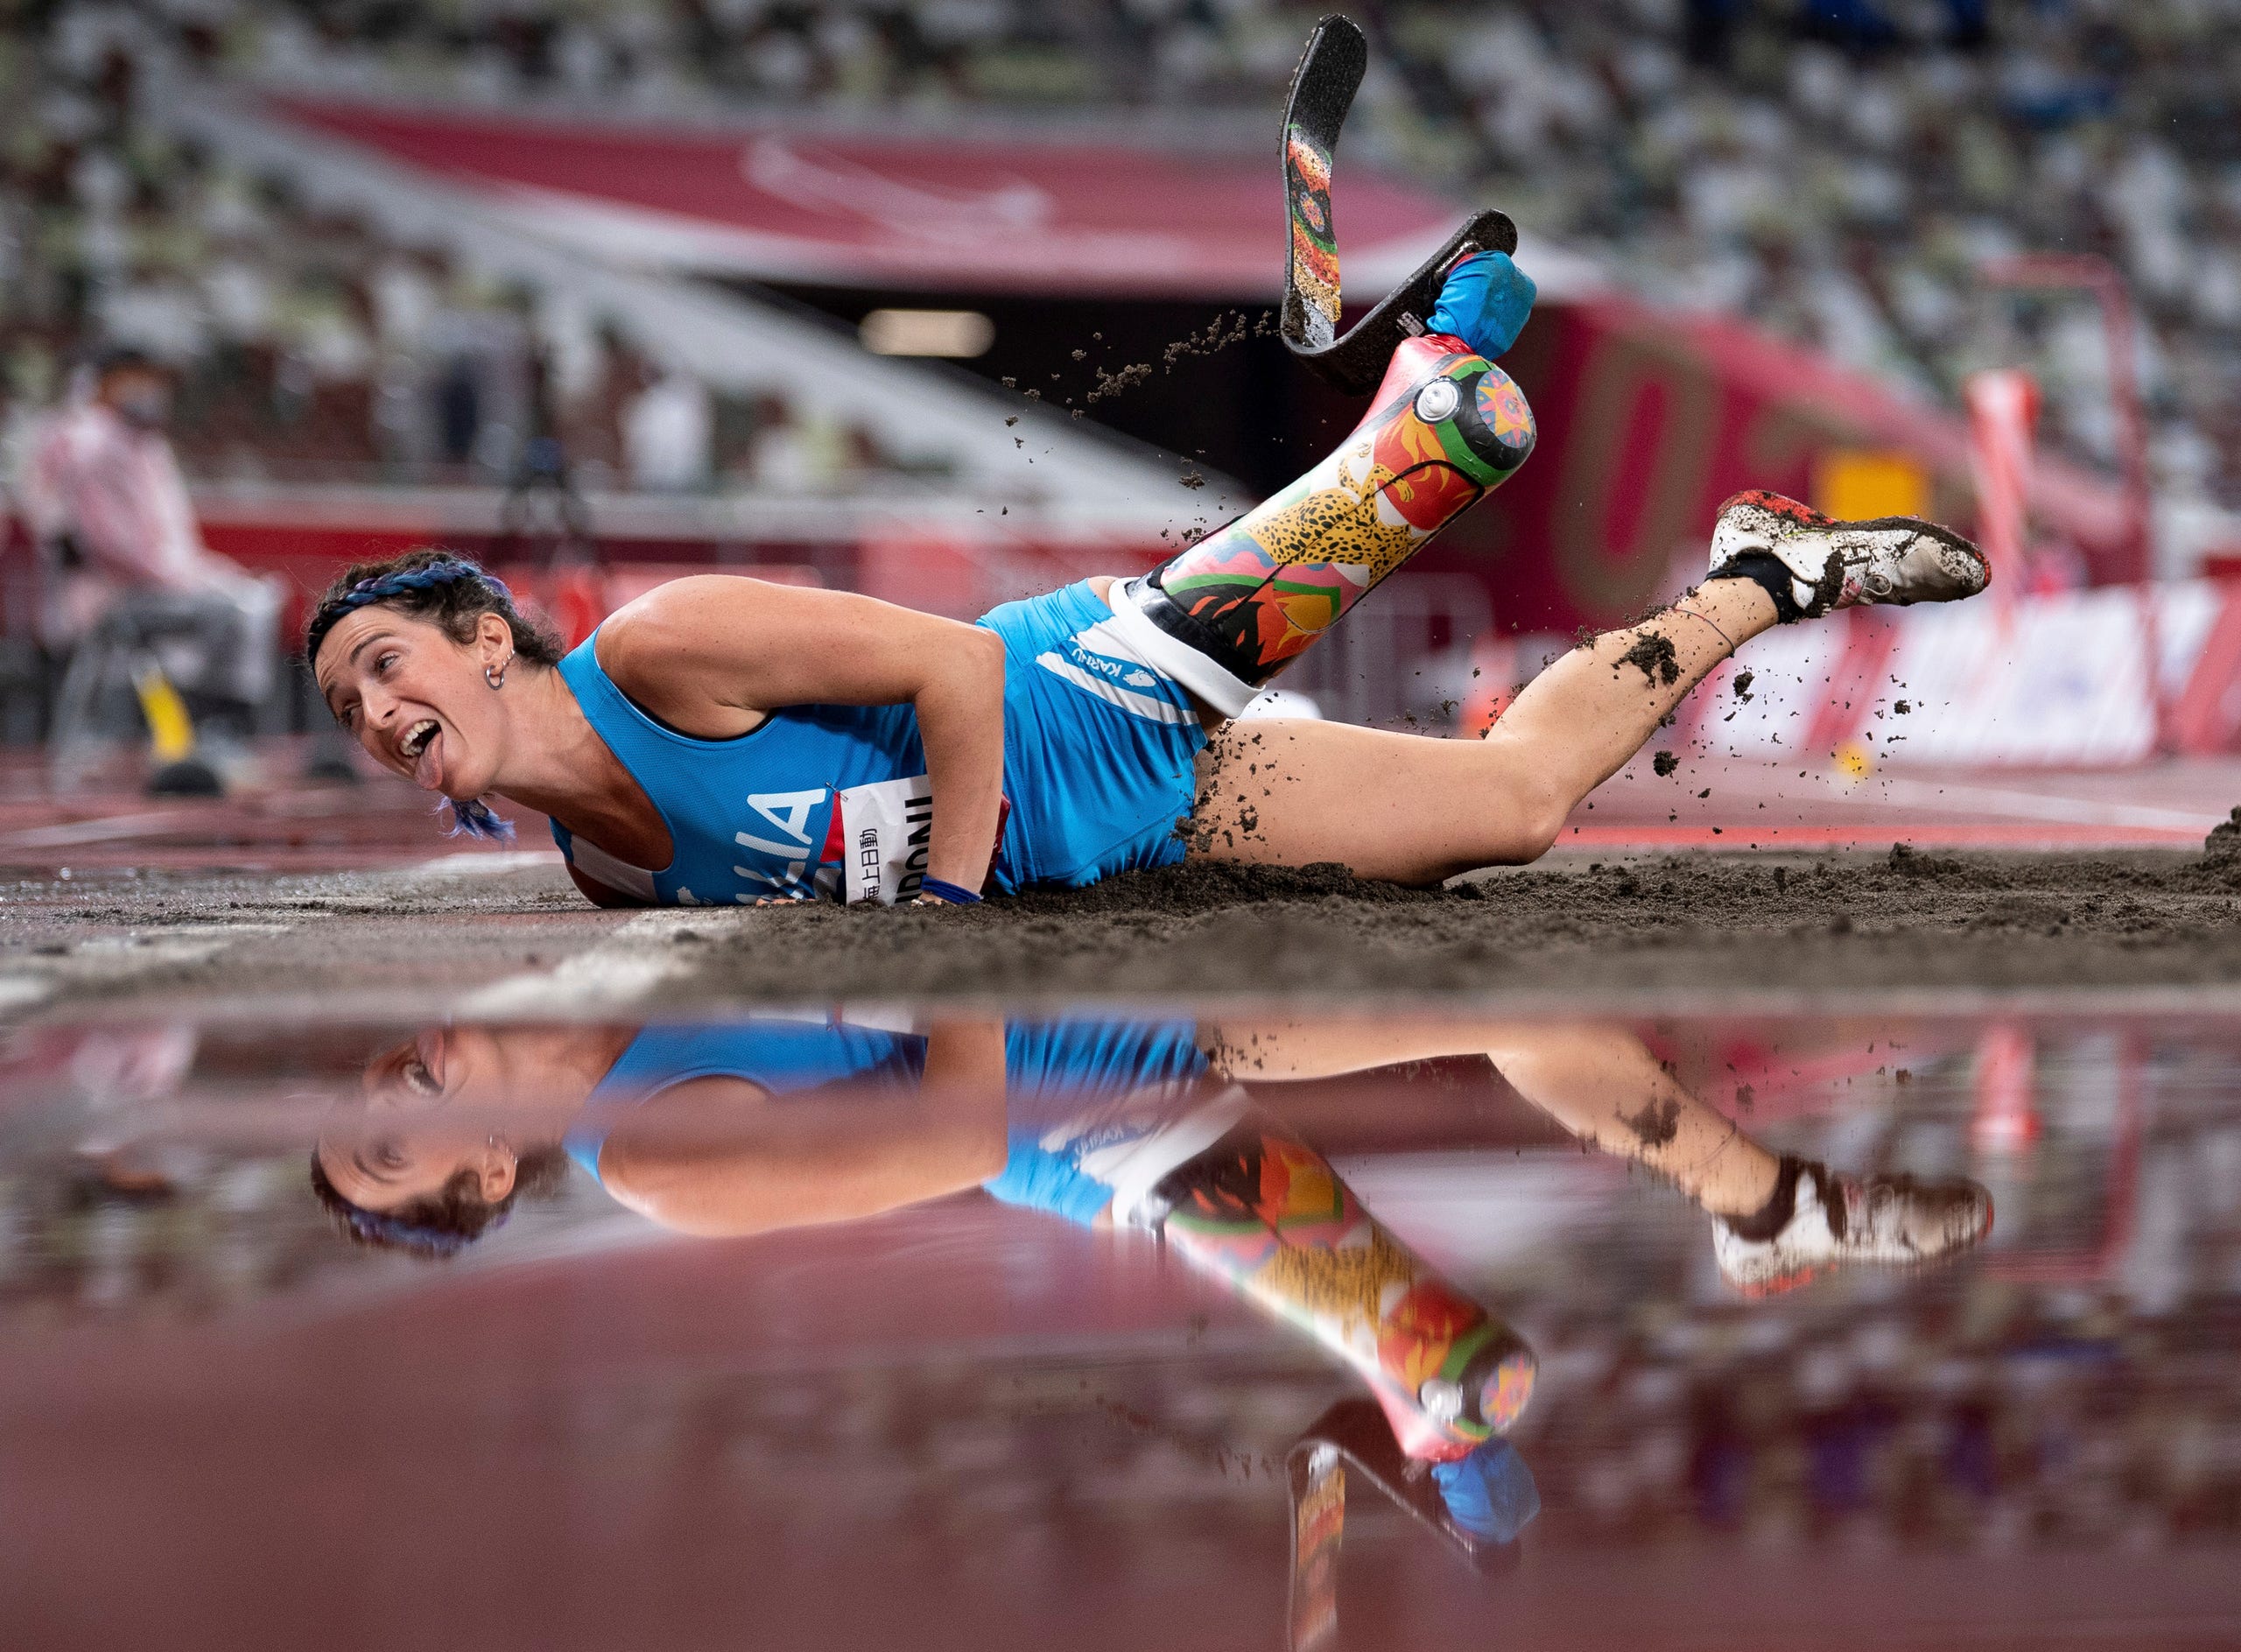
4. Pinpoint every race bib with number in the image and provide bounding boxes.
[832,777,1008,904]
